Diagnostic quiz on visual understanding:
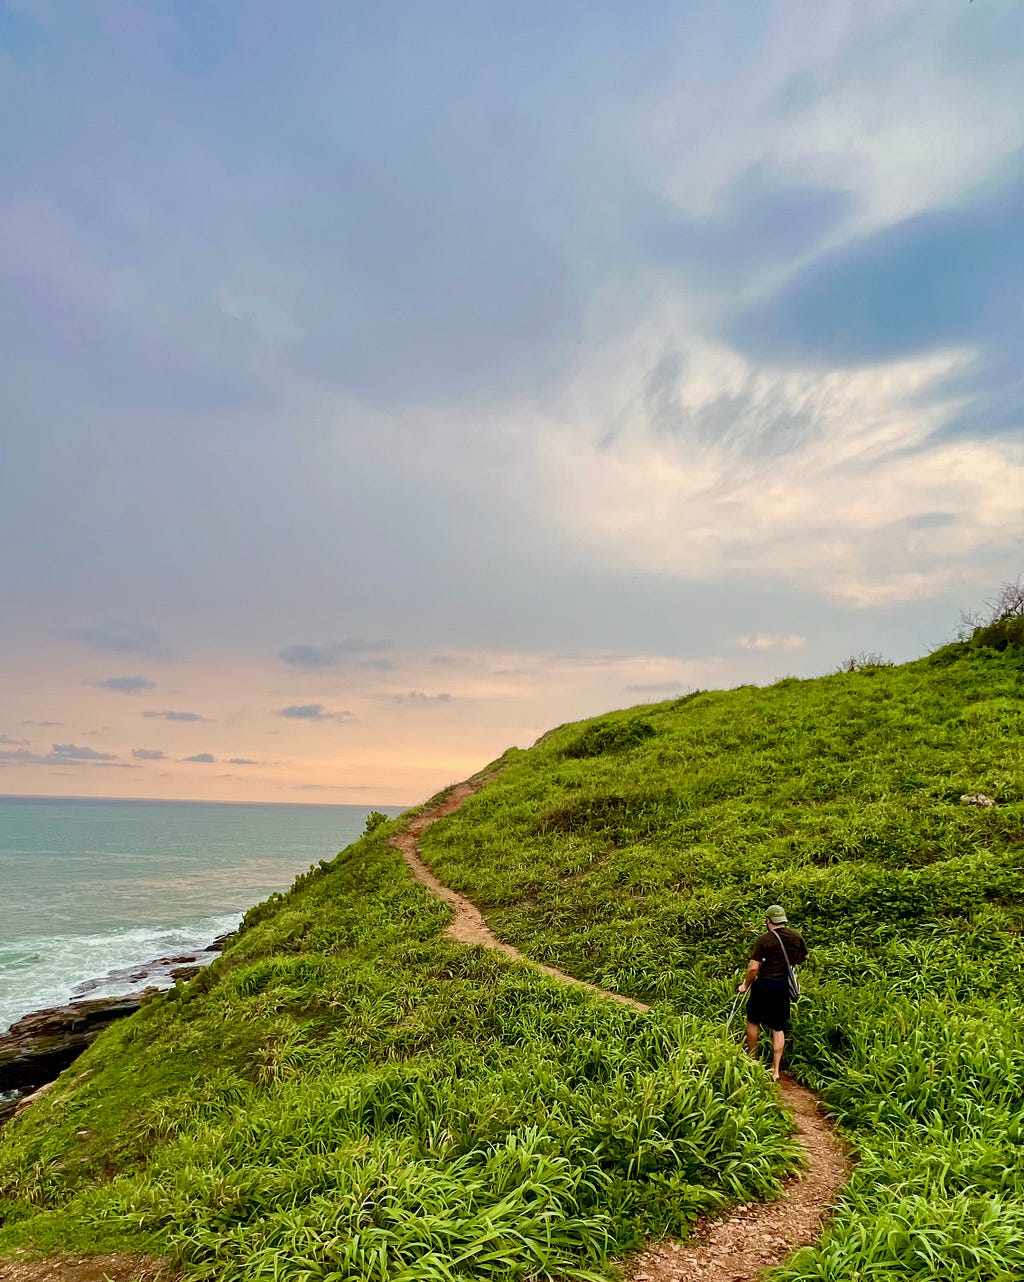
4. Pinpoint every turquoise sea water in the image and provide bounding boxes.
[0,796,405,1033]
